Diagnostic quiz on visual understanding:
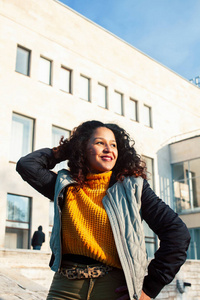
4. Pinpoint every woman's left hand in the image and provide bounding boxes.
[139,290,151,300]
[115,286,150,300]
